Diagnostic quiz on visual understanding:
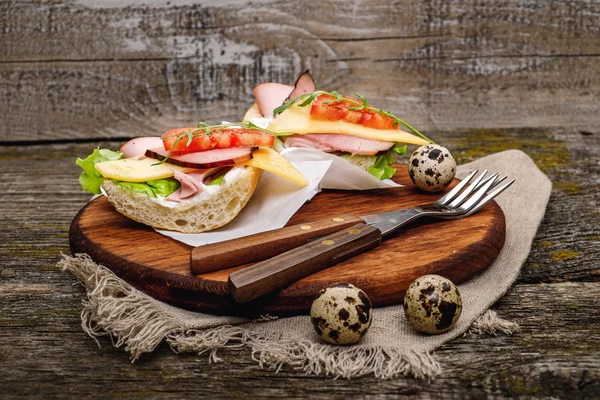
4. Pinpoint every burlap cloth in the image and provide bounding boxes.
[60,150,552,379]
